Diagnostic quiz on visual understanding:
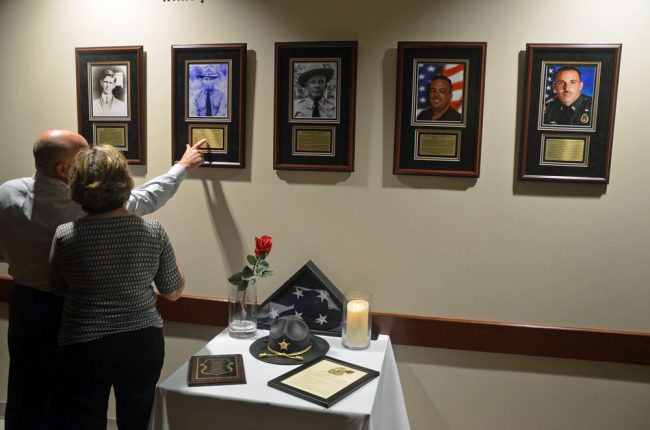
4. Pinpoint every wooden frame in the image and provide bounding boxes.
[75,46,145,164]
[172,44,246,168]
[394,42,487,177]
[274,41,357,171]
[519,44,622,183]
[1,277,648,365]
